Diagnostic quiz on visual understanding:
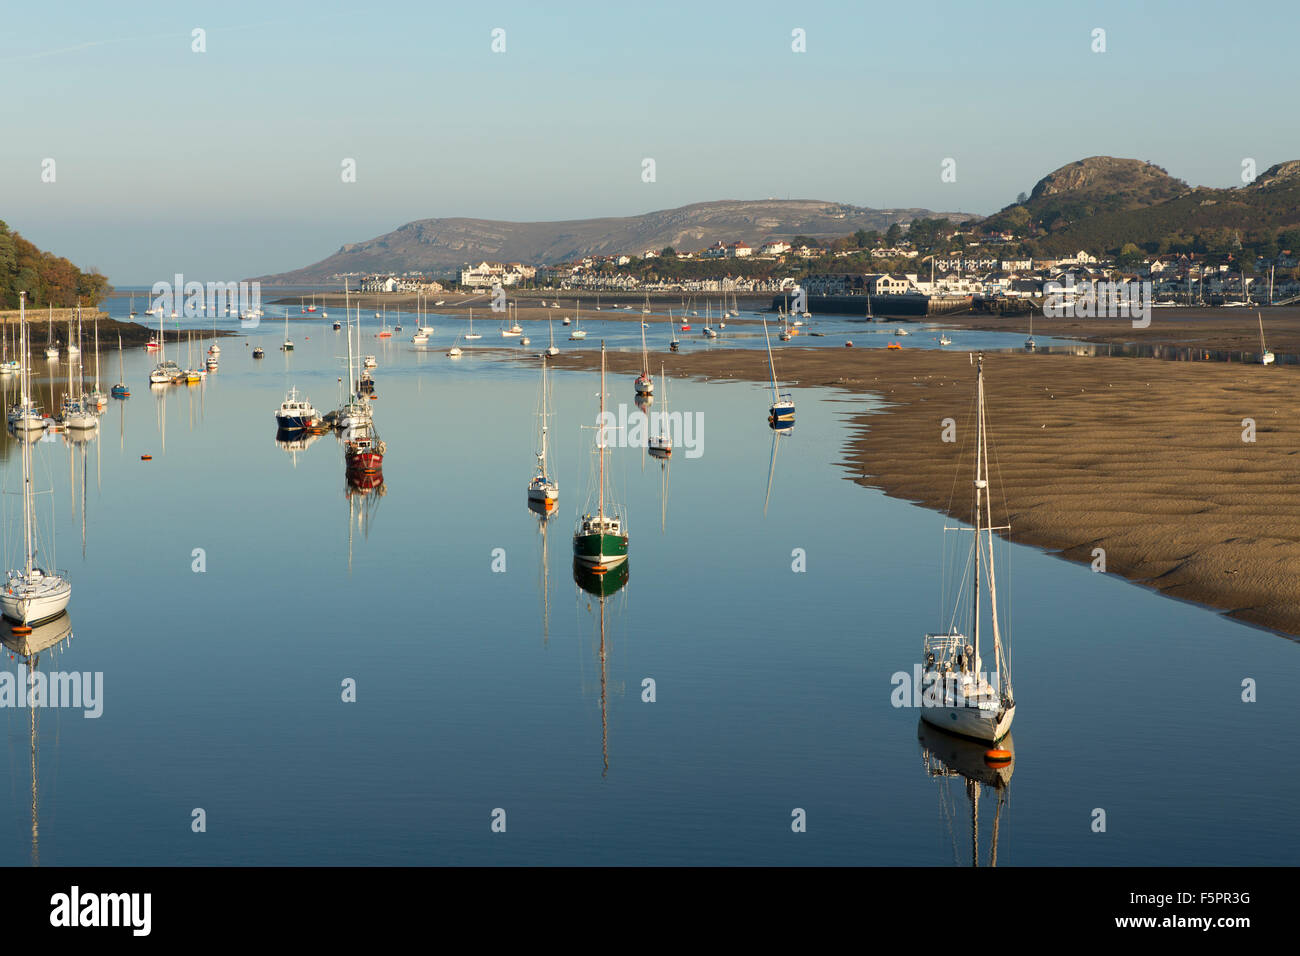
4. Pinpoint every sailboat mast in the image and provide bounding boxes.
[20,294,33,578]
[763,319,779,401]
[539,357,549,480]
[345,281,354,393]
[972,355,984,671]
[598,342,605,521]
